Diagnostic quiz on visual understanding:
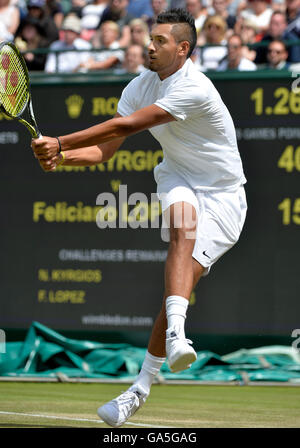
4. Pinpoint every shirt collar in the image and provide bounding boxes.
[157,58,192,85]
